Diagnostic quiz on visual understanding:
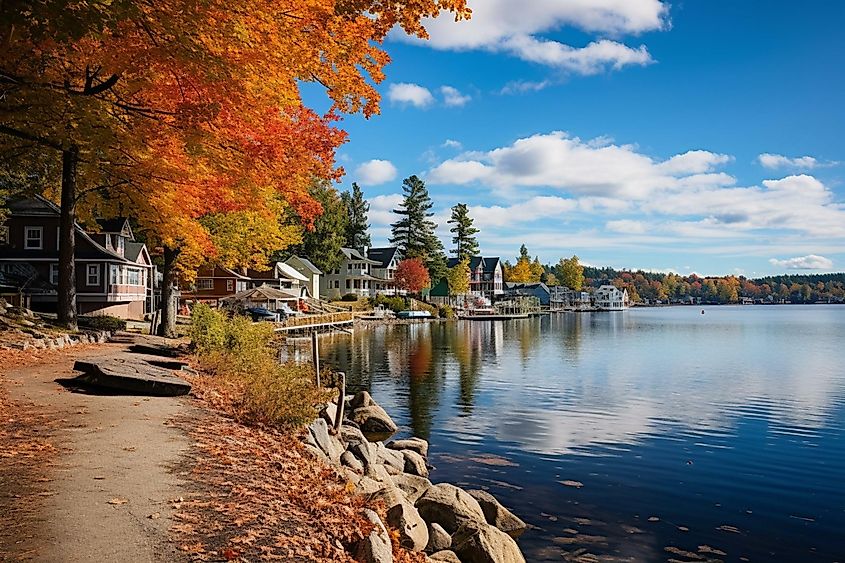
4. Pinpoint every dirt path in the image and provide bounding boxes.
[1,337,191,562]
